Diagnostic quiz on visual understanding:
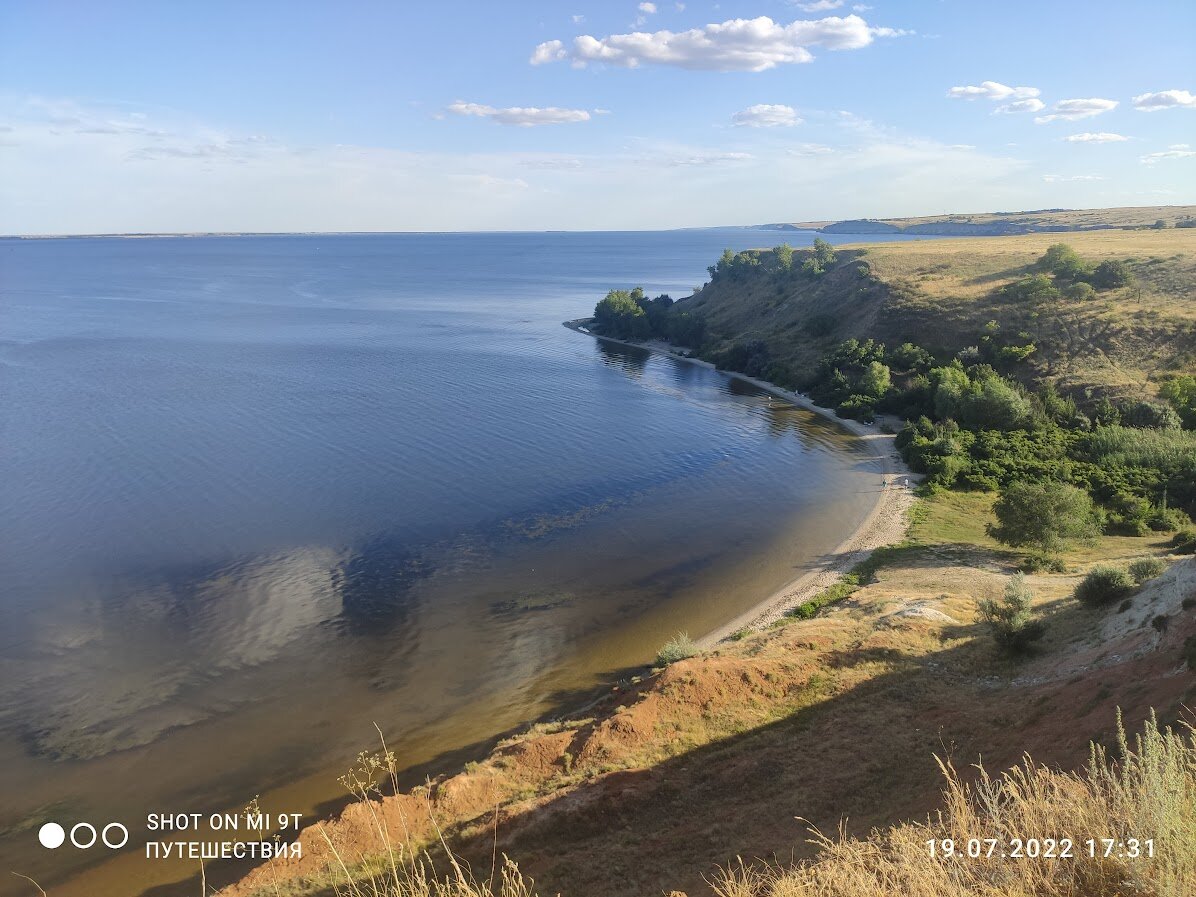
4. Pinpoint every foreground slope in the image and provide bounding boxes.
[226,498,1195,897]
